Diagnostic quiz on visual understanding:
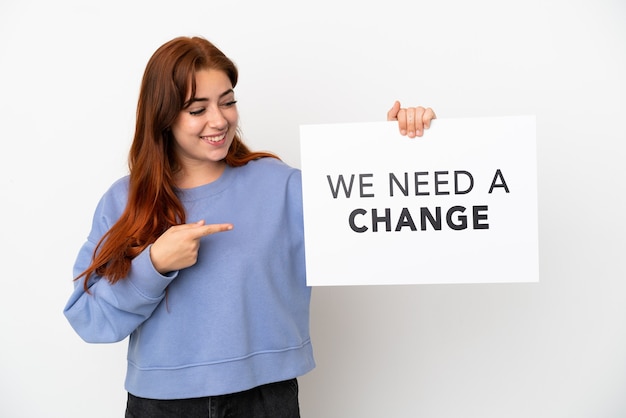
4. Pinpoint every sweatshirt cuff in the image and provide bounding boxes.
[124,245,178,299]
